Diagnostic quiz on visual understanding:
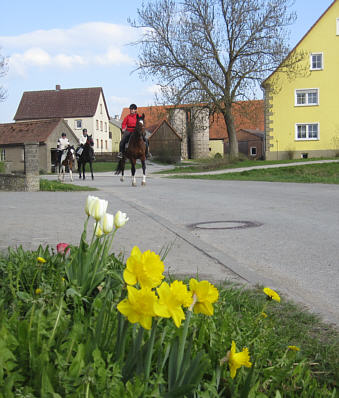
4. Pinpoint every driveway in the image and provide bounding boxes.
[0,160,338,326]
